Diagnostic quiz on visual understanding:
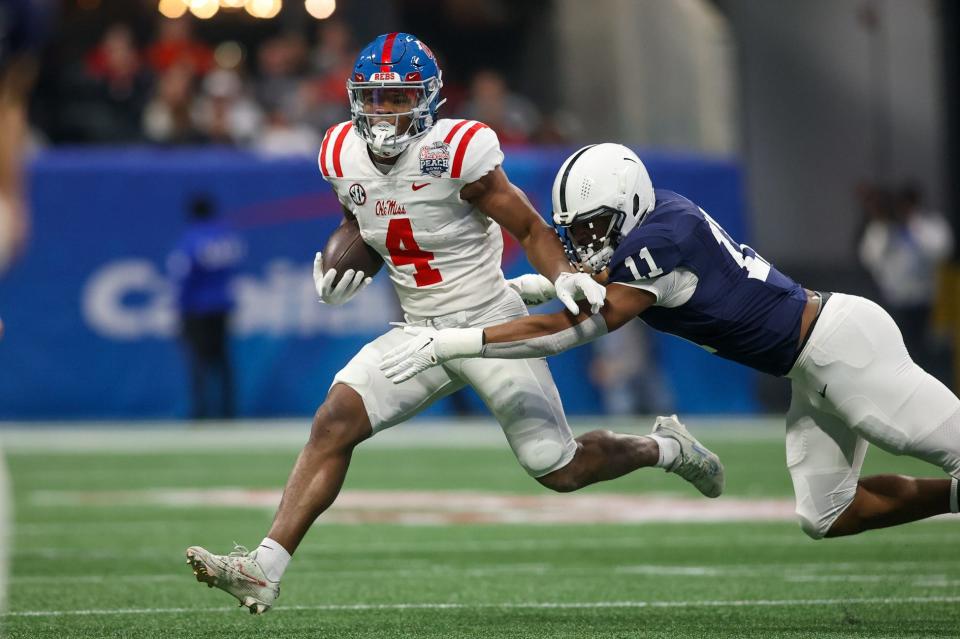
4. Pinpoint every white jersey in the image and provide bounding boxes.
[318,119,508,318]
